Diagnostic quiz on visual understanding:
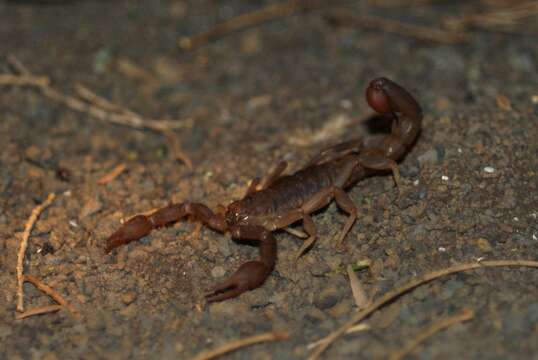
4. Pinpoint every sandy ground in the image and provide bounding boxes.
[1,1,537,359]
